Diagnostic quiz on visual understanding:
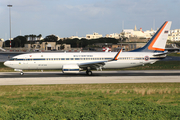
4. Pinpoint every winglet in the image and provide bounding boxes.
[113,49,122,61]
